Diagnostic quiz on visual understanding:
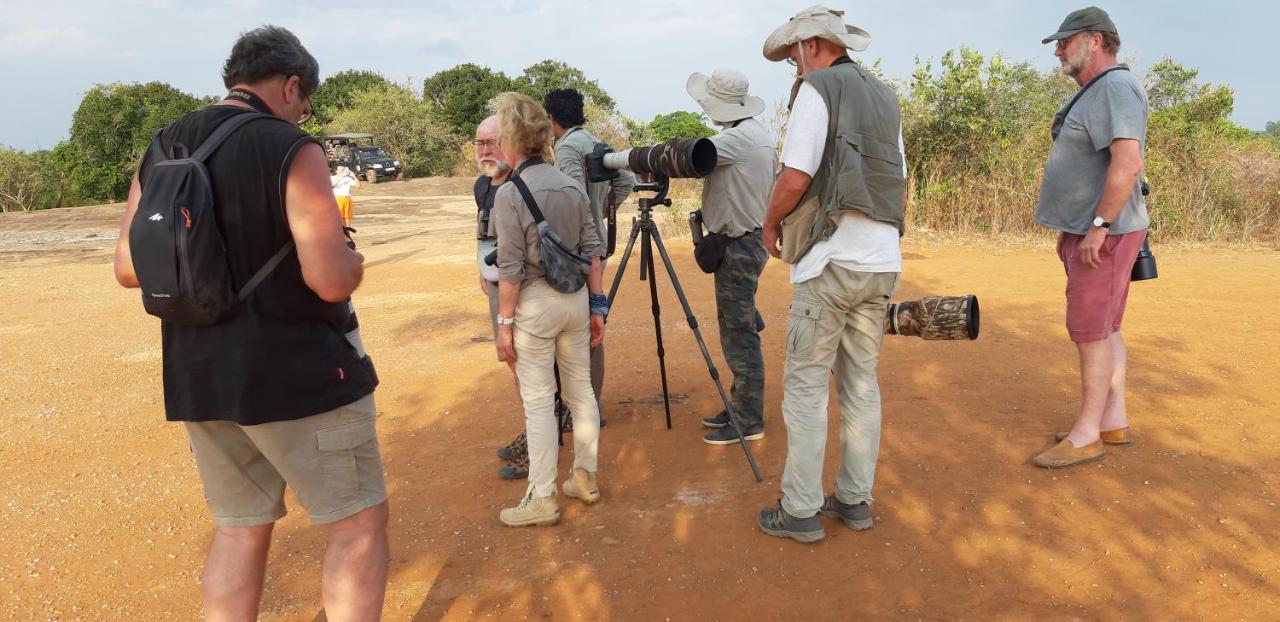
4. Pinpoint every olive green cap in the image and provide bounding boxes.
[1042,6,1117,44]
